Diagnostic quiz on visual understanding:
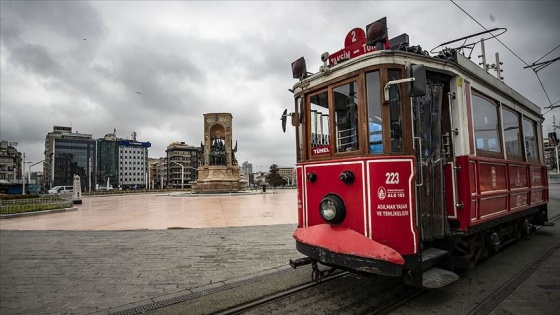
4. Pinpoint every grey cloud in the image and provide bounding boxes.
[1,1,104,41]
[10,42,62,78]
